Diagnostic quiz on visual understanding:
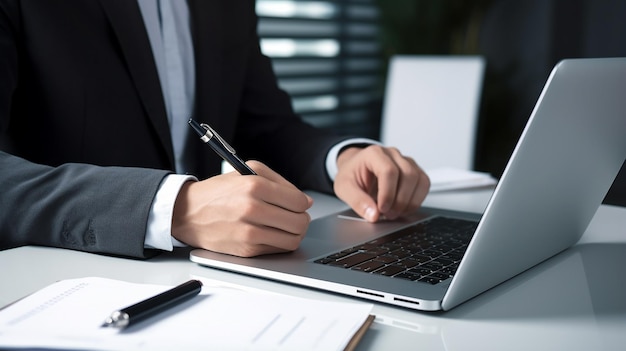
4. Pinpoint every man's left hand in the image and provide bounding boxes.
[333,145,430,222]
